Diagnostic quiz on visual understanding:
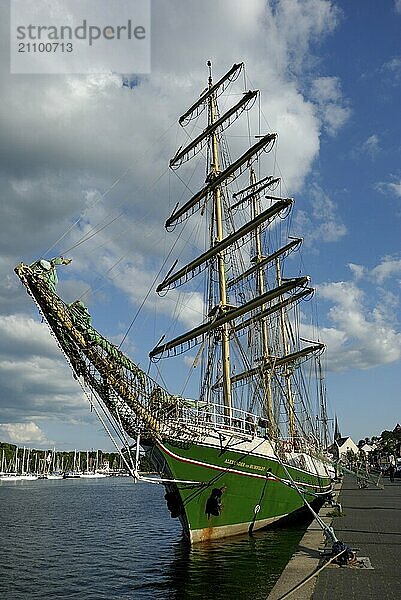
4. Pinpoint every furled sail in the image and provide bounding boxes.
[14,61,335,547]
[170,90,258,169]
[165,133,277,229]
[158,199,292,292]
[231,177,281,210]
[150,276,309,359]
[227,238,302,289]
[178,62,243,126]
[233,287,314,335]
[214,343,325,389]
